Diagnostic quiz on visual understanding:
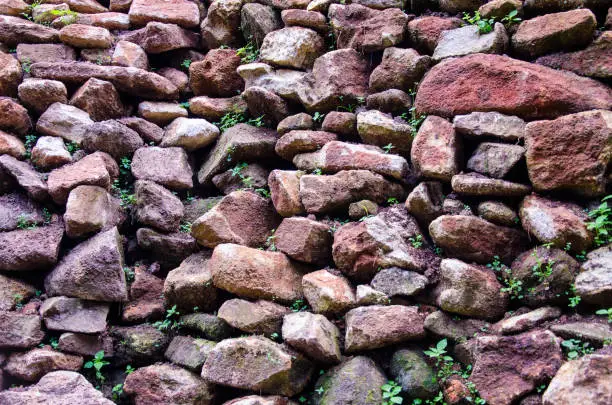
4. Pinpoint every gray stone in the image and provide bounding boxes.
[467,142,525,179]
[453,111,526,141]
[371,267,428,297]
[40,296,109,334]
[282,312,342,364]
[432,23,508,62]
[575,243,612,305]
